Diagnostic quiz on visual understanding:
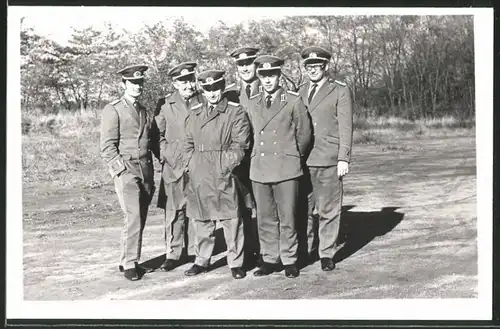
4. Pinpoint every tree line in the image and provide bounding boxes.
[20,15,475,120]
